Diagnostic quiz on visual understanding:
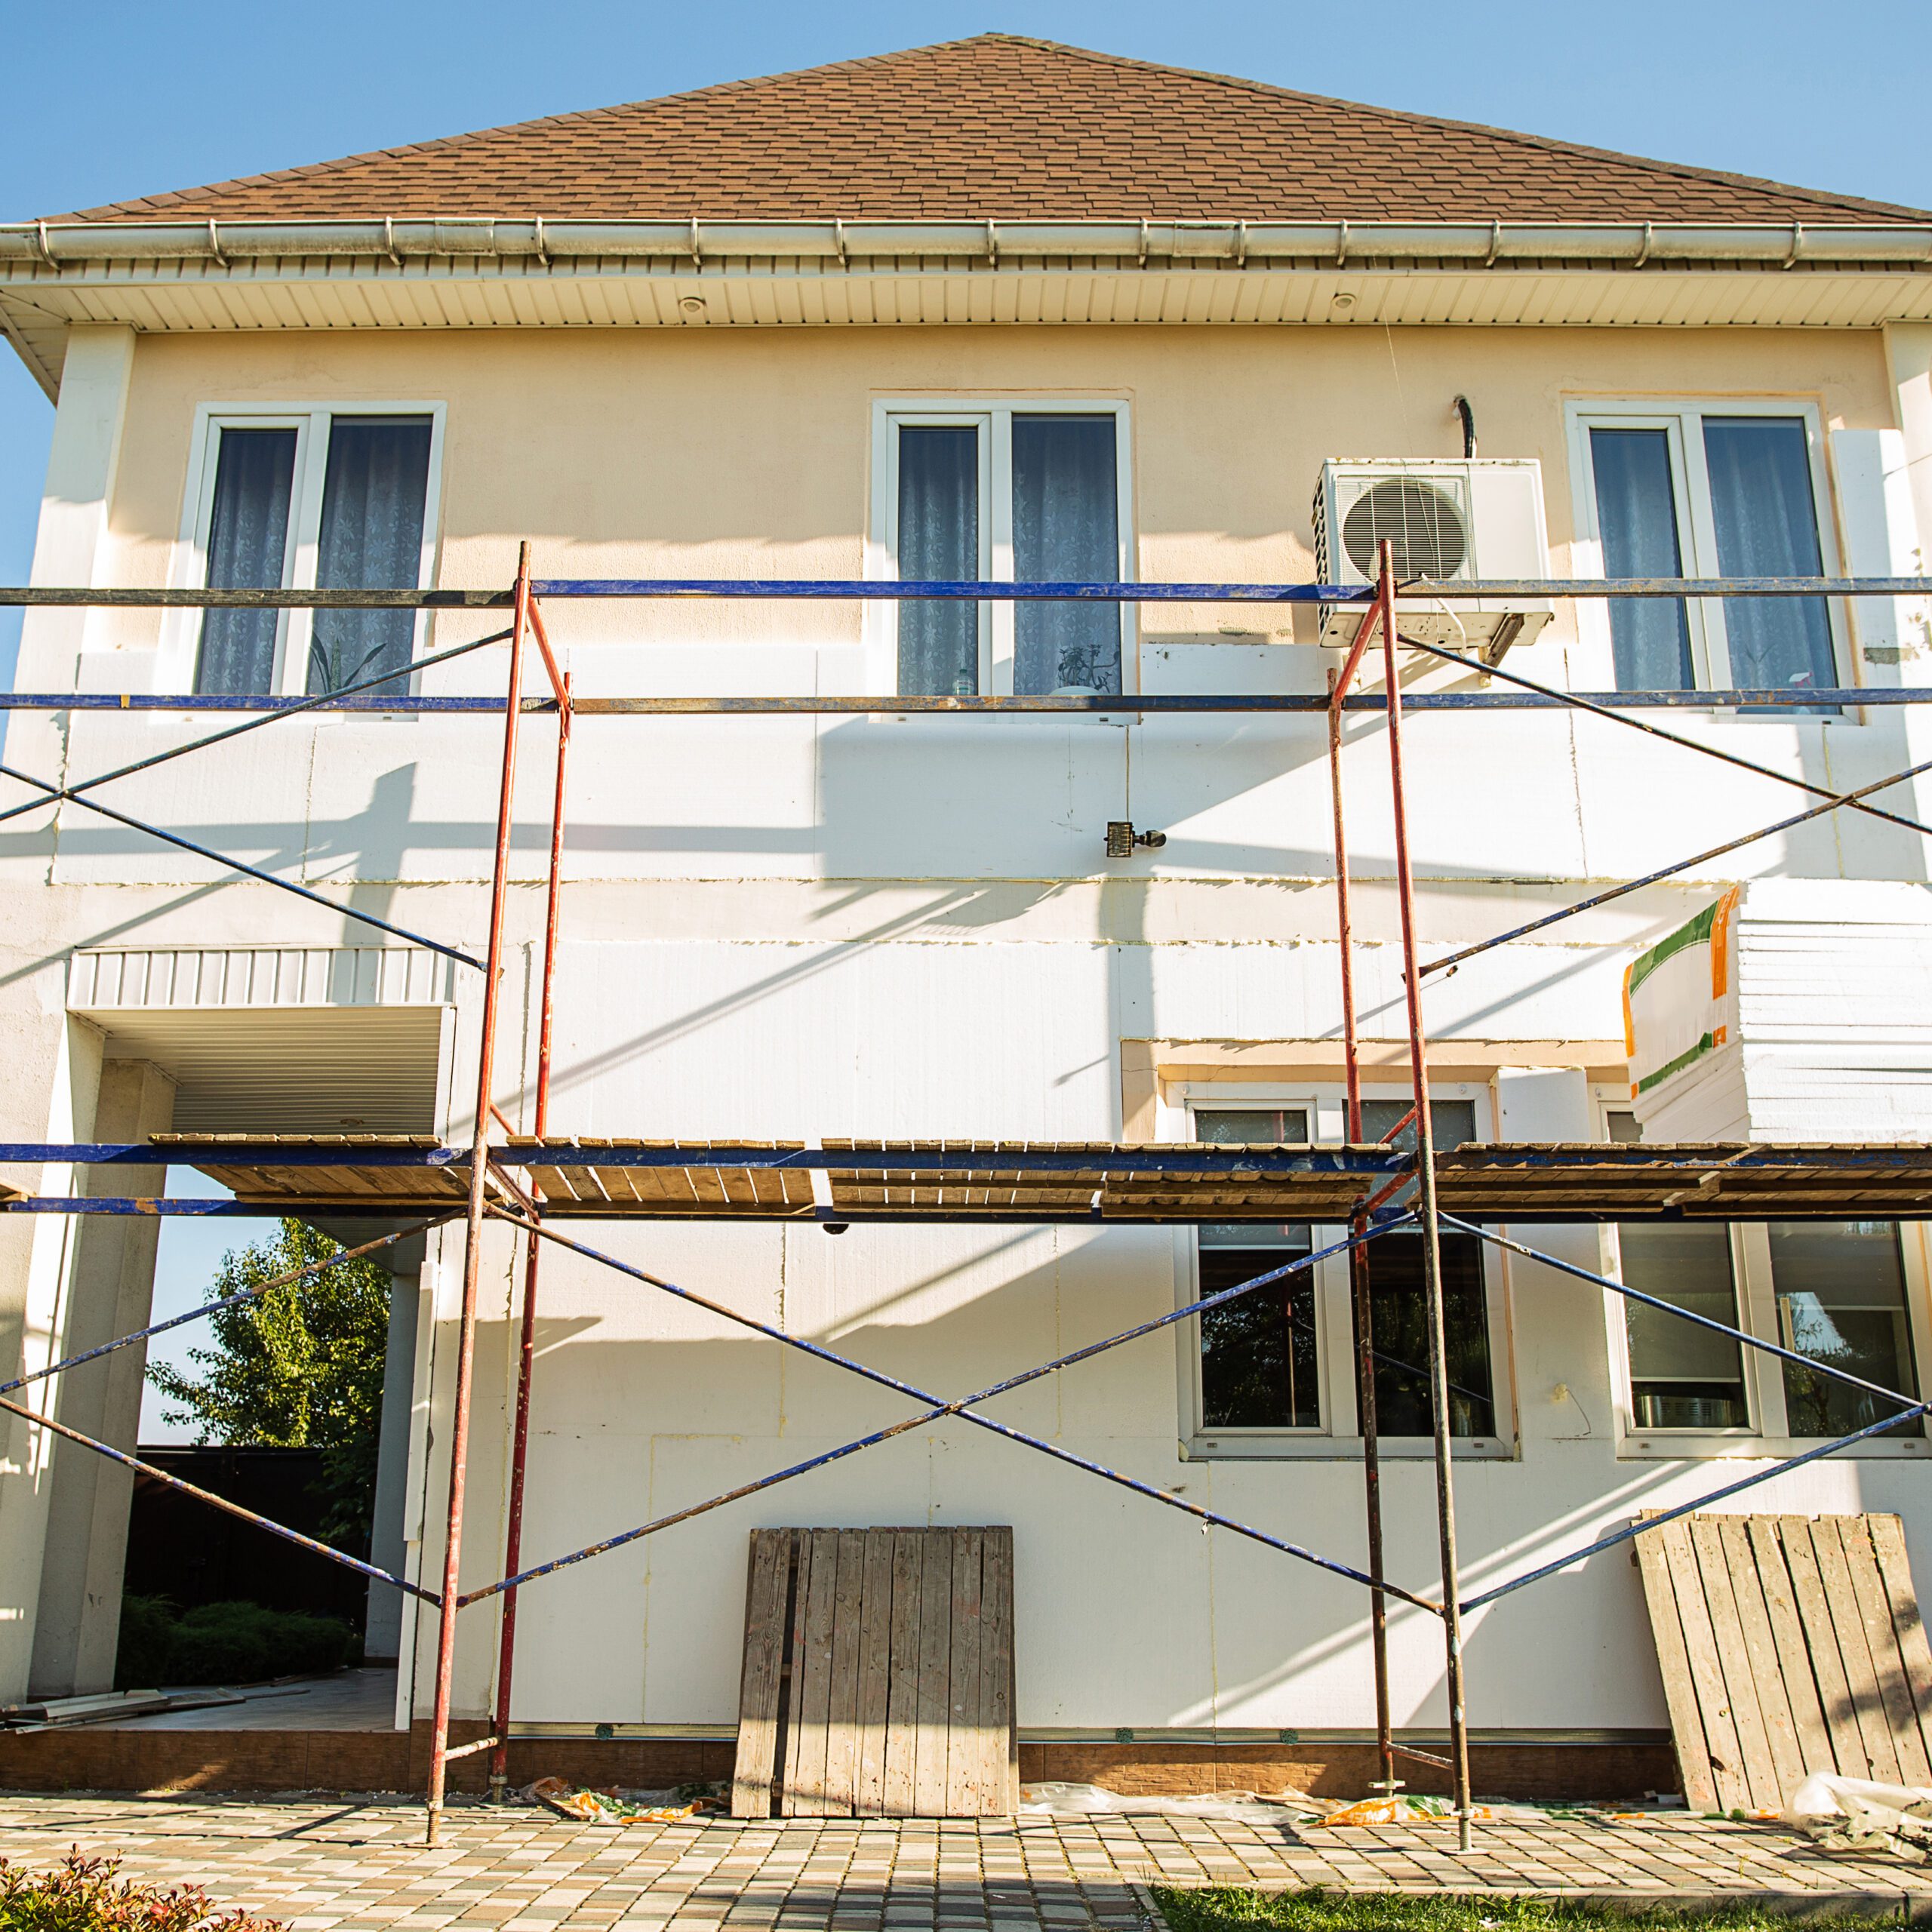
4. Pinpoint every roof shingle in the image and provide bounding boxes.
[52,35,1928,228]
